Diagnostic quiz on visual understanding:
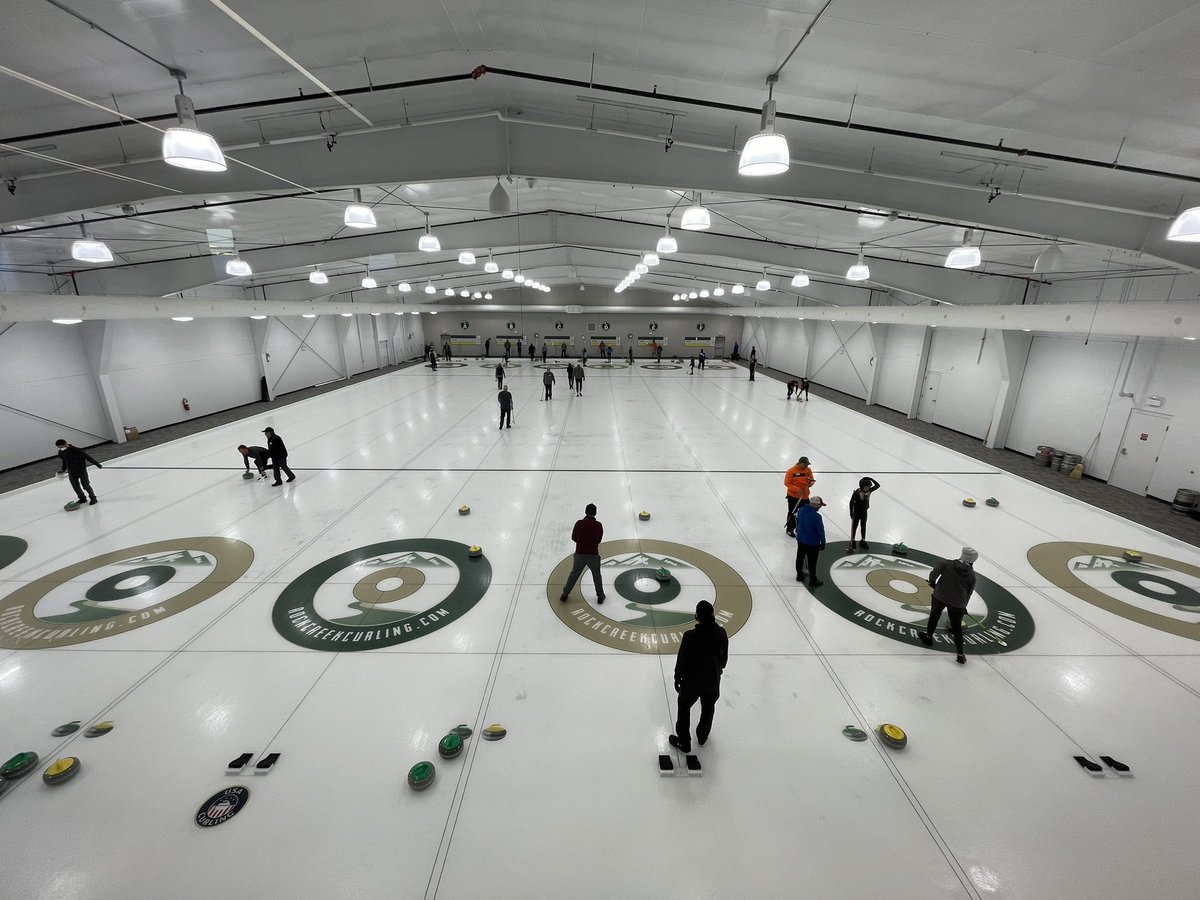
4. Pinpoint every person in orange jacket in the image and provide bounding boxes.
[783,455,815,537]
